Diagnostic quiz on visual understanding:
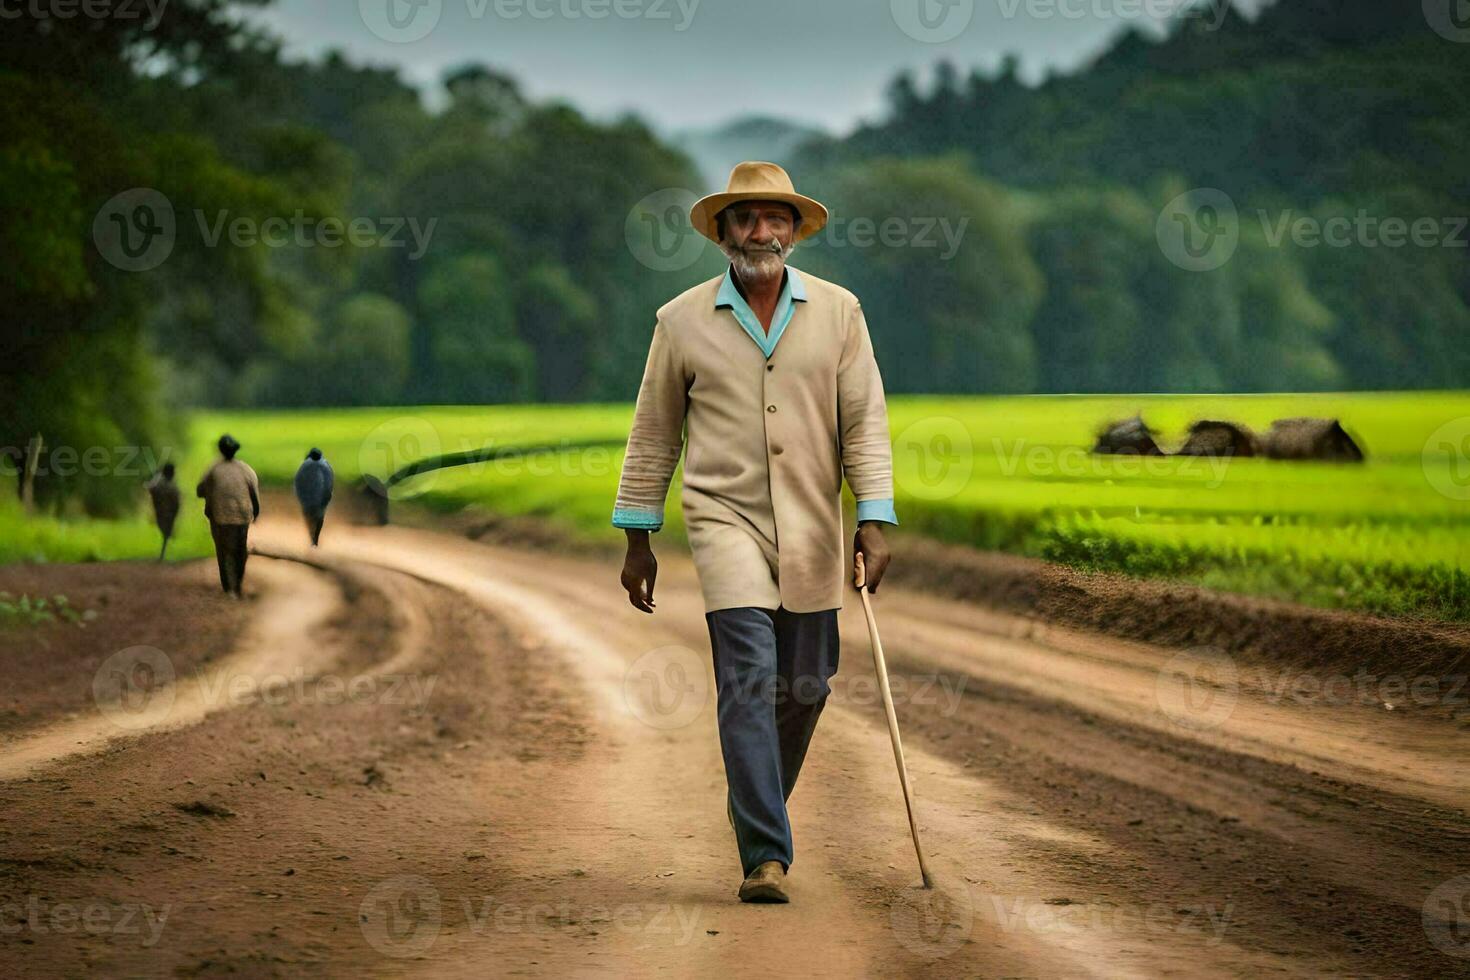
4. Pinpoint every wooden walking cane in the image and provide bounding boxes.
[853,552,934,889]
